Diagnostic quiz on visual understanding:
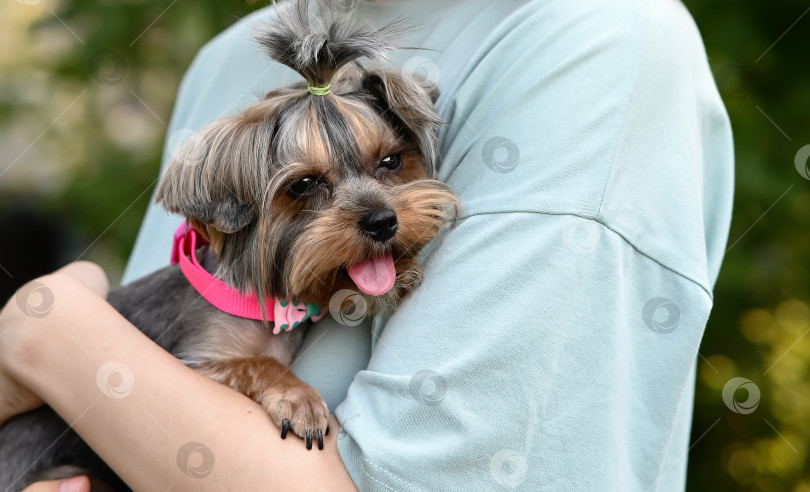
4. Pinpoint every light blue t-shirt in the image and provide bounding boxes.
[122,0,734,490]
